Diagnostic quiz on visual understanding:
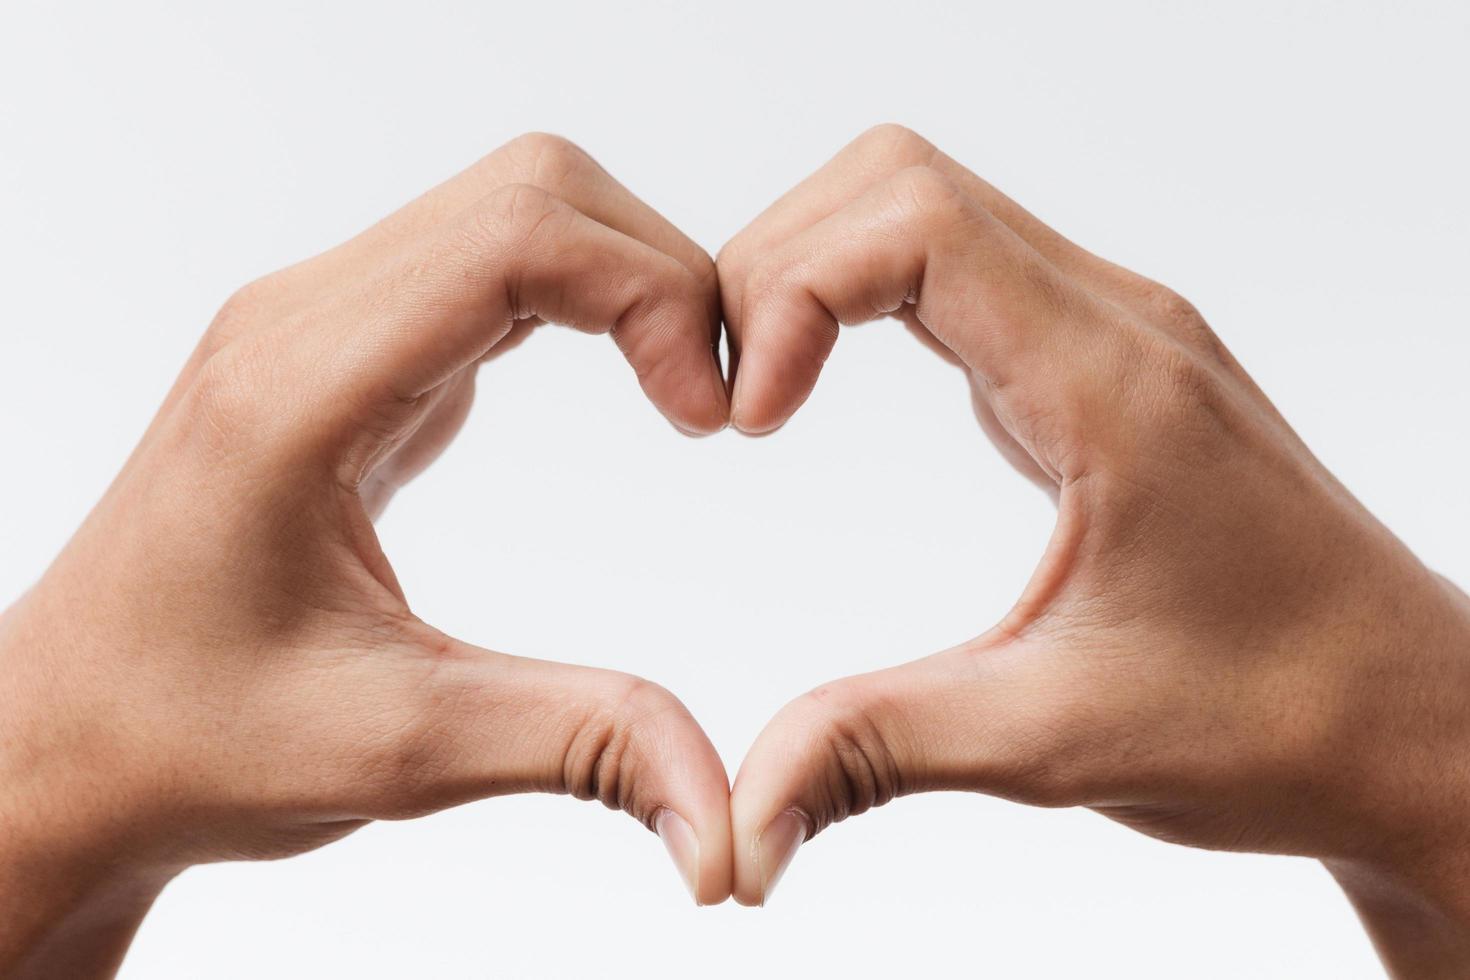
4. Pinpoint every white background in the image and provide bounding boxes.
[3,1,1467,976]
